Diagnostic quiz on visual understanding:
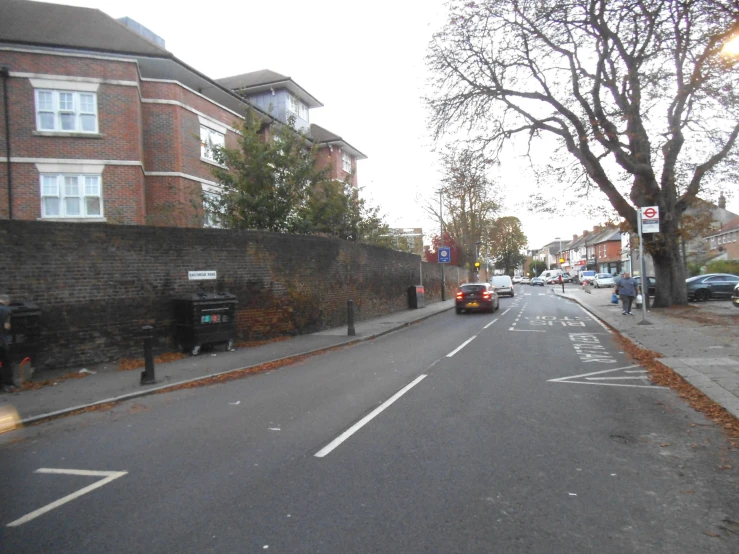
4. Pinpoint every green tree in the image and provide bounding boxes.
[529,260,548,277]
[208,110,327,233]
[487,216,527,276]
[207,109,389,243]
[427,0,739,307]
